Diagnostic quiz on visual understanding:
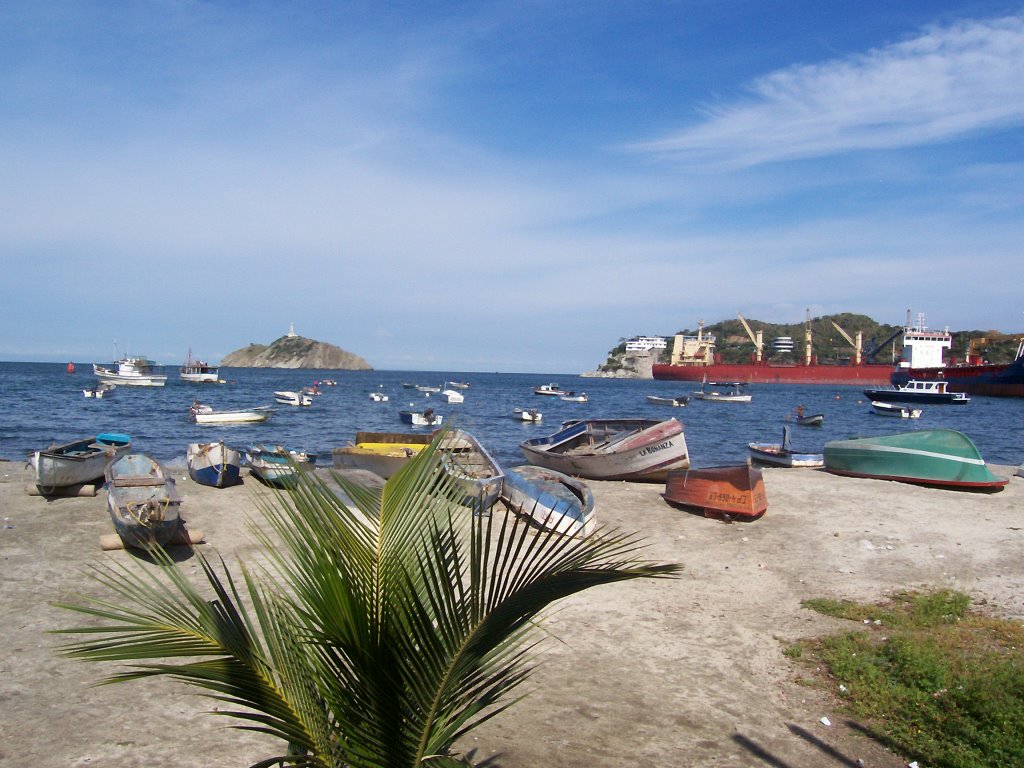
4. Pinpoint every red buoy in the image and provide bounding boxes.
[67,361,75,373]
